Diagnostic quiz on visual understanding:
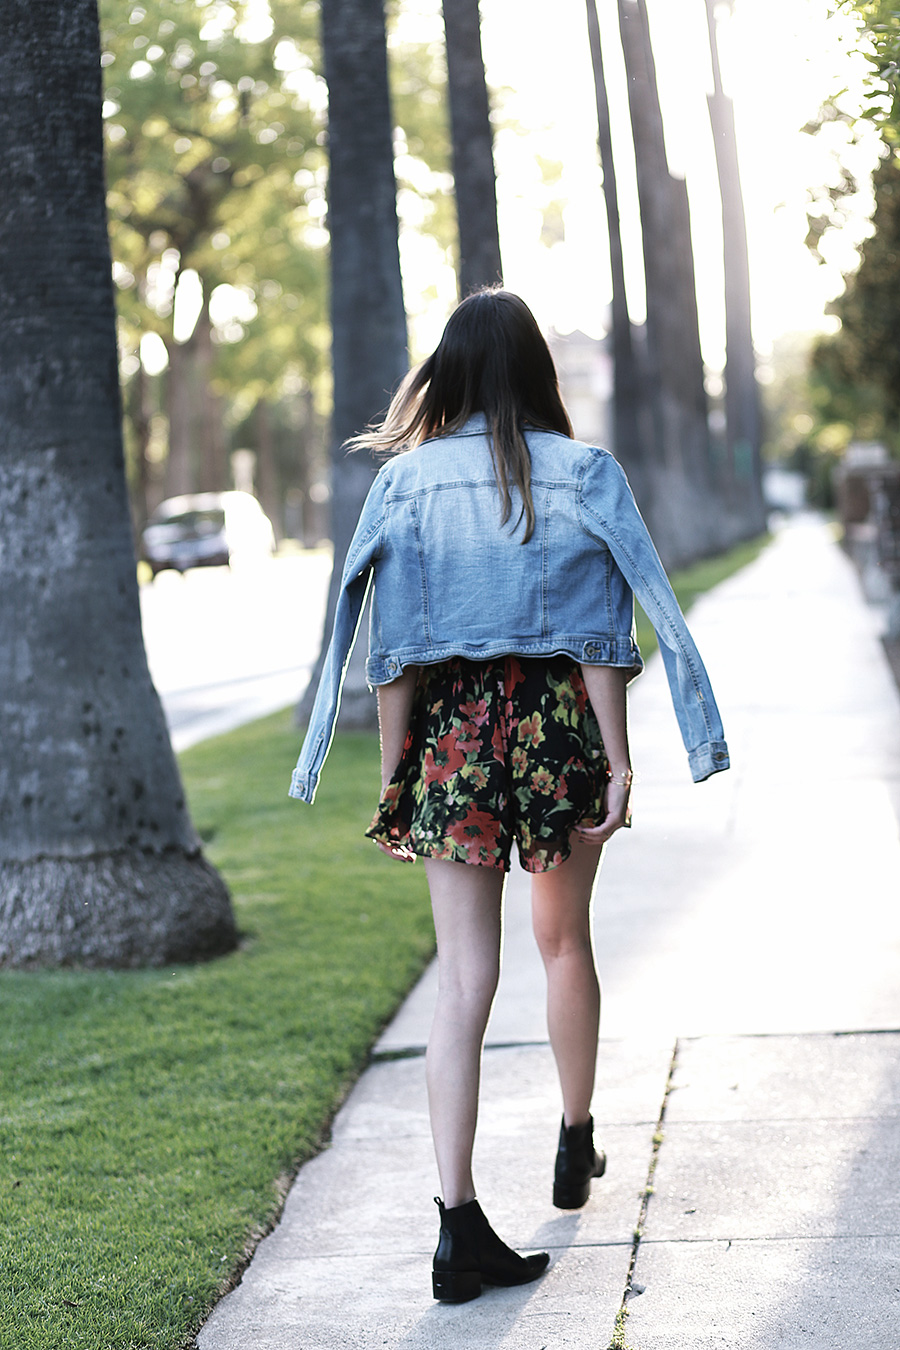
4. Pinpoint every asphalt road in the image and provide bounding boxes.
[139,552,331,752]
